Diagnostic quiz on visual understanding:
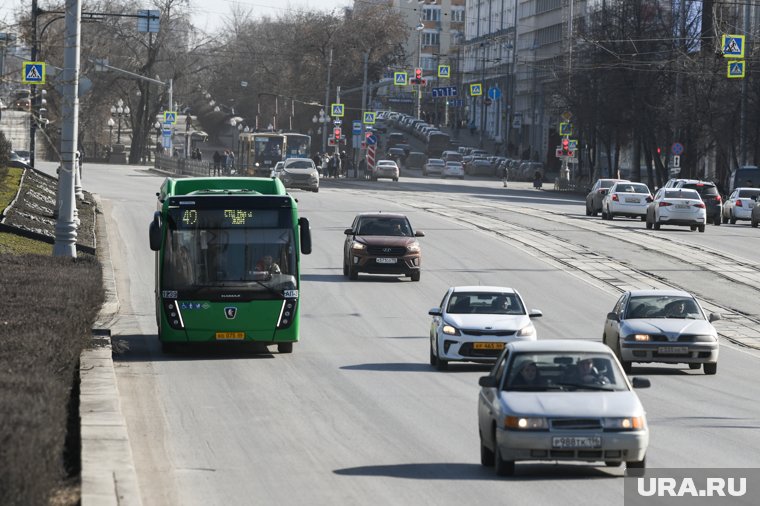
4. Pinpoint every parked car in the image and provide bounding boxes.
[442,161,465,179]
[603,289,720,374]
[477,340,650,476]
[279,158,319,192]
[752,198,760,228]
[423,158,446,176]
[343,212,424,281]
[646,187,706,232]
[371,160,399,181]
[428,286,542,370]
[601,182,652,221]
[586,179,628,216]
[405,151,427,170]
[517,161,544,182]
[387,147,406,165]
[441,150,463,163]
[673,180,722,225]
[466,159,496,177]
[722,187,760,224]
